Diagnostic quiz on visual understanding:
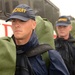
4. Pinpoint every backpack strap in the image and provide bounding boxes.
[25,44,53,68]
[41,51,50,68]
[25,44,53,57]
